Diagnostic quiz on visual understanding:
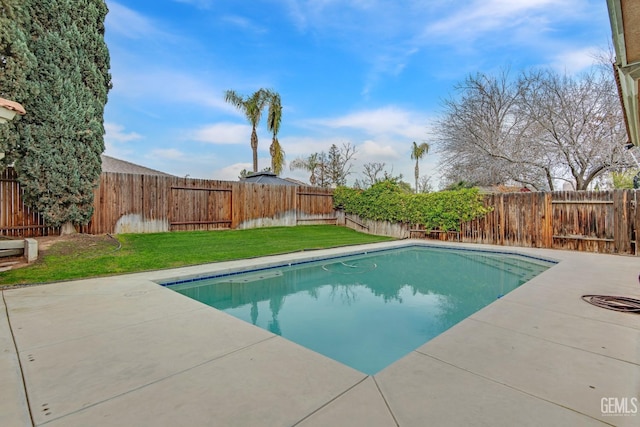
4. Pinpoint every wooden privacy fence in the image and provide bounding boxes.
[459,190,640,255]
[0,170,336,237]
[0,168,60,237]
[2,167,639,256]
